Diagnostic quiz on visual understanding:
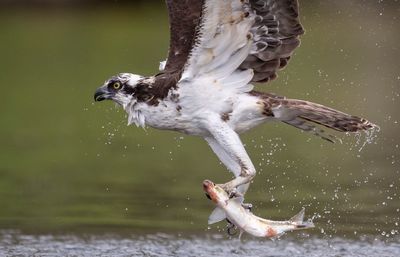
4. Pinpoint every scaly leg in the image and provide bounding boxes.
[205,118,256,196]
[205,137,250,195]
